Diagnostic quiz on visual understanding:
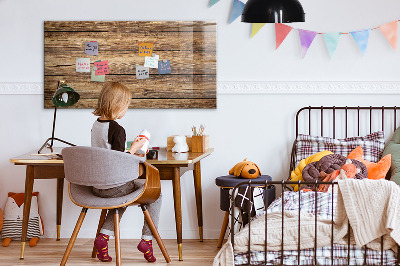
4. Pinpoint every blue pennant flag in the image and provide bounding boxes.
[229,0,245,24]
[209,0,220,7]
[323,33,341,58]
[351,29,371,55]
